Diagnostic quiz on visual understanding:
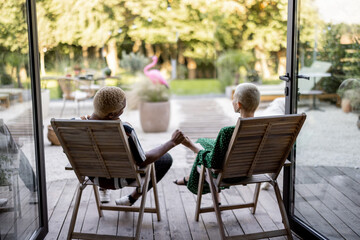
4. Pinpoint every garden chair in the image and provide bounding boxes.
[58,78,93,117]
[194,114,306,240]
[51,119,161,240]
